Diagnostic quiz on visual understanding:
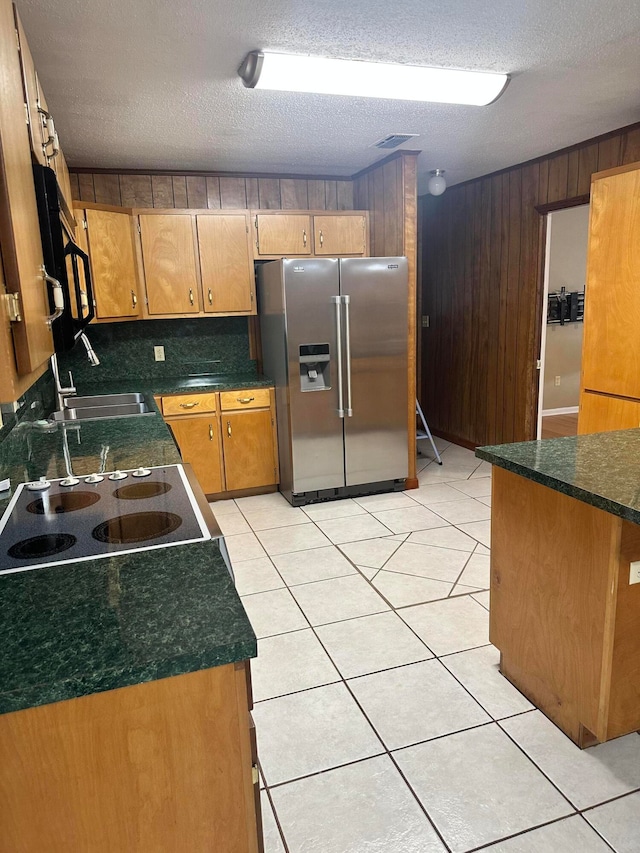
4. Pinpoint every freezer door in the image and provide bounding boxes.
[340,257,409,485]
[282,258,346,494]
